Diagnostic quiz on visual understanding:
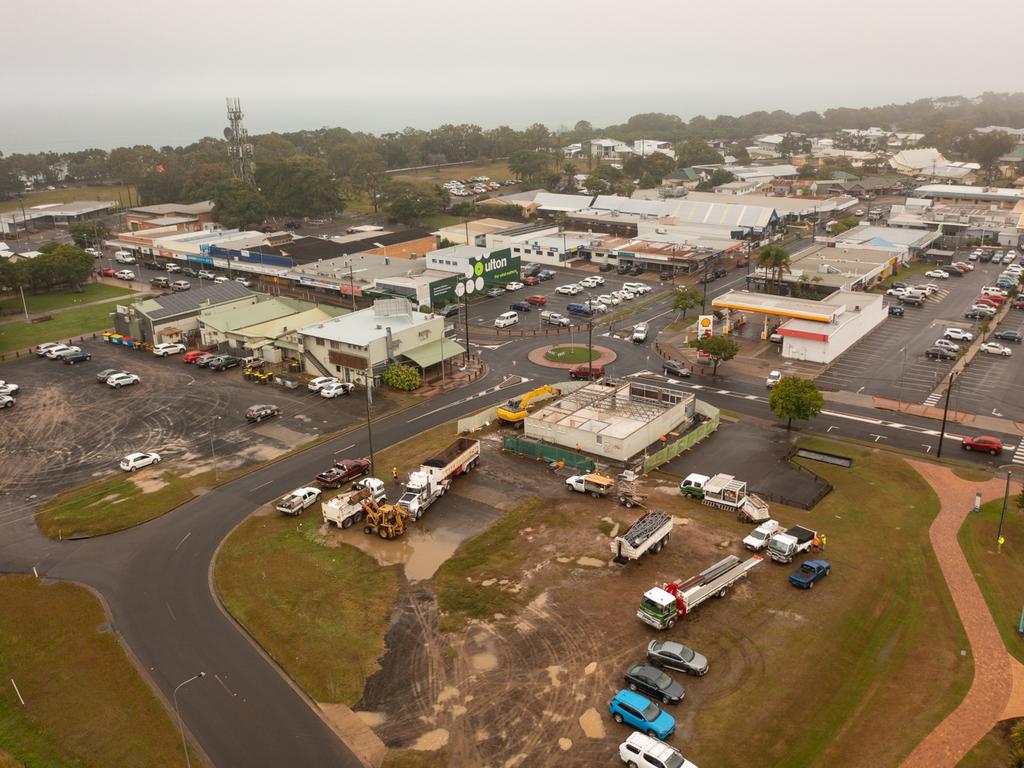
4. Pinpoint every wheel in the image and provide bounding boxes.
[666,618,676,629]
[115,383,122,388]
[991,449,998,456]
[130,466,138,472]
[627,762,638,768]
[341,517,353,529]
[69,360,75,365]
[964,444,972,451]
[591,491,600,498]
[717,588,727,598]
[628,682,637,691]
[825,568,831,576]
[353,511,363,523]
[624,498,633,508]
[613,713,624,724]
[808,581,814,589]
[662,695,671,704]
[154,457,161,464]
[646,730,658,739]
[363,526,373,535]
